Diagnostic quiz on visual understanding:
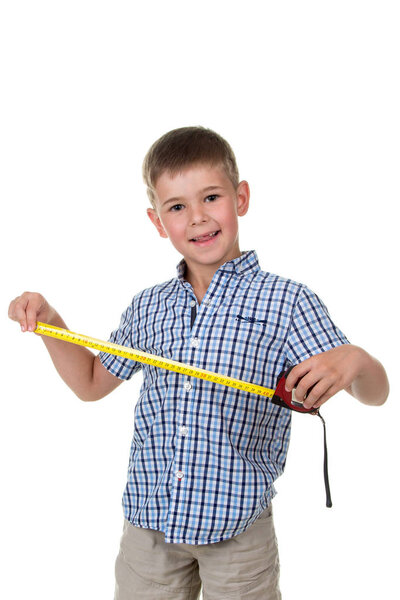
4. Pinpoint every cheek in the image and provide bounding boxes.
[213,202,238,228]
[221,211,239,233]
[162,218,185,241]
